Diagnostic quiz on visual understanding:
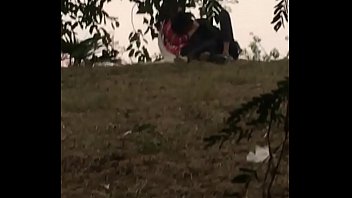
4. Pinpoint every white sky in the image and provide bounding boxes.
[73,0,288,63]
